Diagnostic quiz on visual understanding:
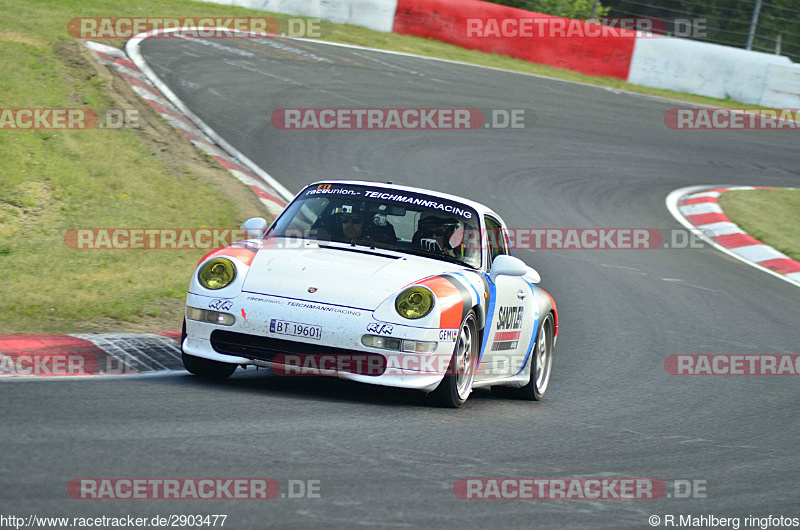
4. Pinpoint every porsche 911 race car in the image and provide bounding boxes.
[181,180,558,407]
